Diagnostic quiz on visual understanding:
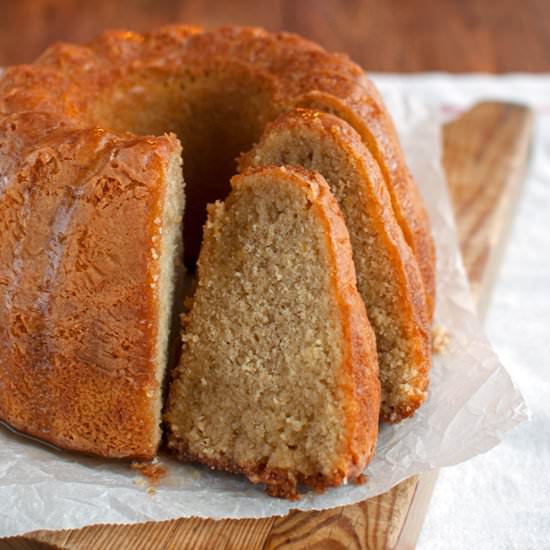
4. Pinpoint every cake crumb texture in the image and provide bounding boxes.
[165,166,380,499]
